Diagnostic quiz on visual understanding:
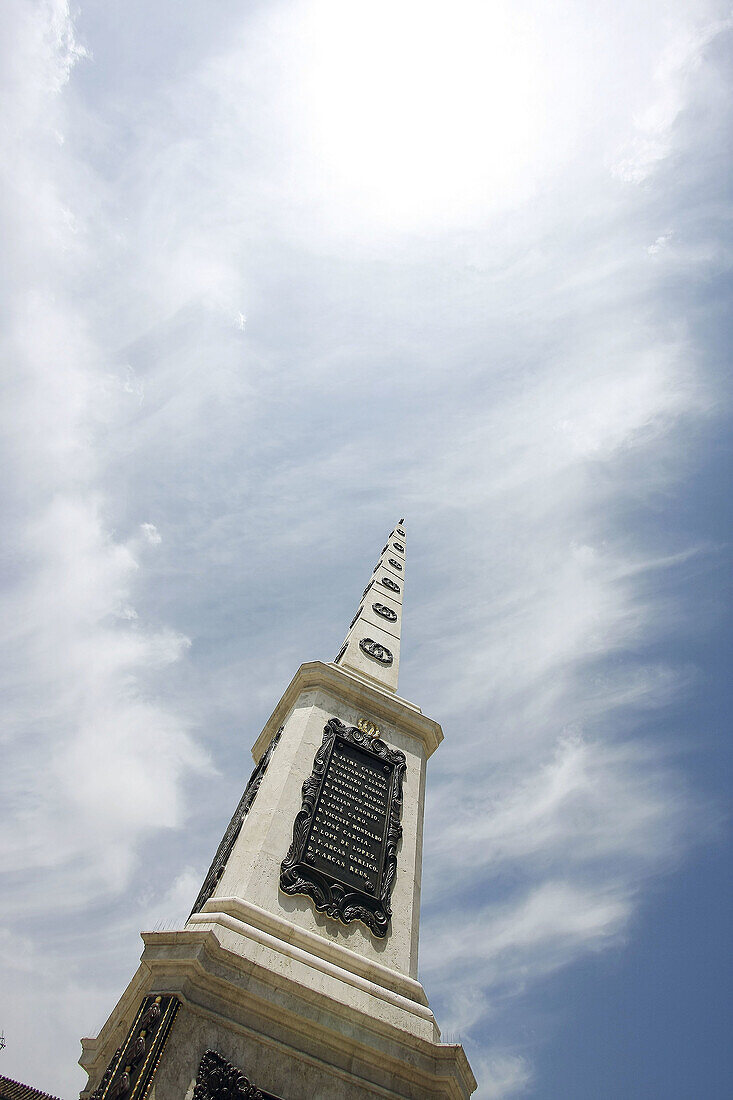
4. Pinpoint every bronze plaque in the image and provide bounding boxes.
[306,736,392,895]
[280,718,406,937]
